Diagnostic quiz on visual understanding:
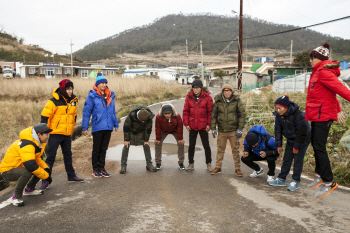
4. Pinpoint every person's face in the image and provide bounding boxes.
[193,86,201,95]
[164,113,172,120]
[38,133,50,143]
[97,82,107,92]
[66,87,73,97]
[275,105,288,116]
[310,55,321,67]
[251,142,259,148]
[223,89,233,99]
